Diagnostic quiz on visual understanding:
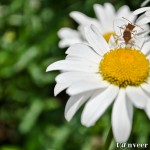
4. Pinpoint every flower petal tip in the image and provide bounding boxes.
[46,64,54,72]
[64,113,72,122]
[81,121,94,128]
[54,91,58,97]
[69,11,78,18]
[66,89,72,95]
